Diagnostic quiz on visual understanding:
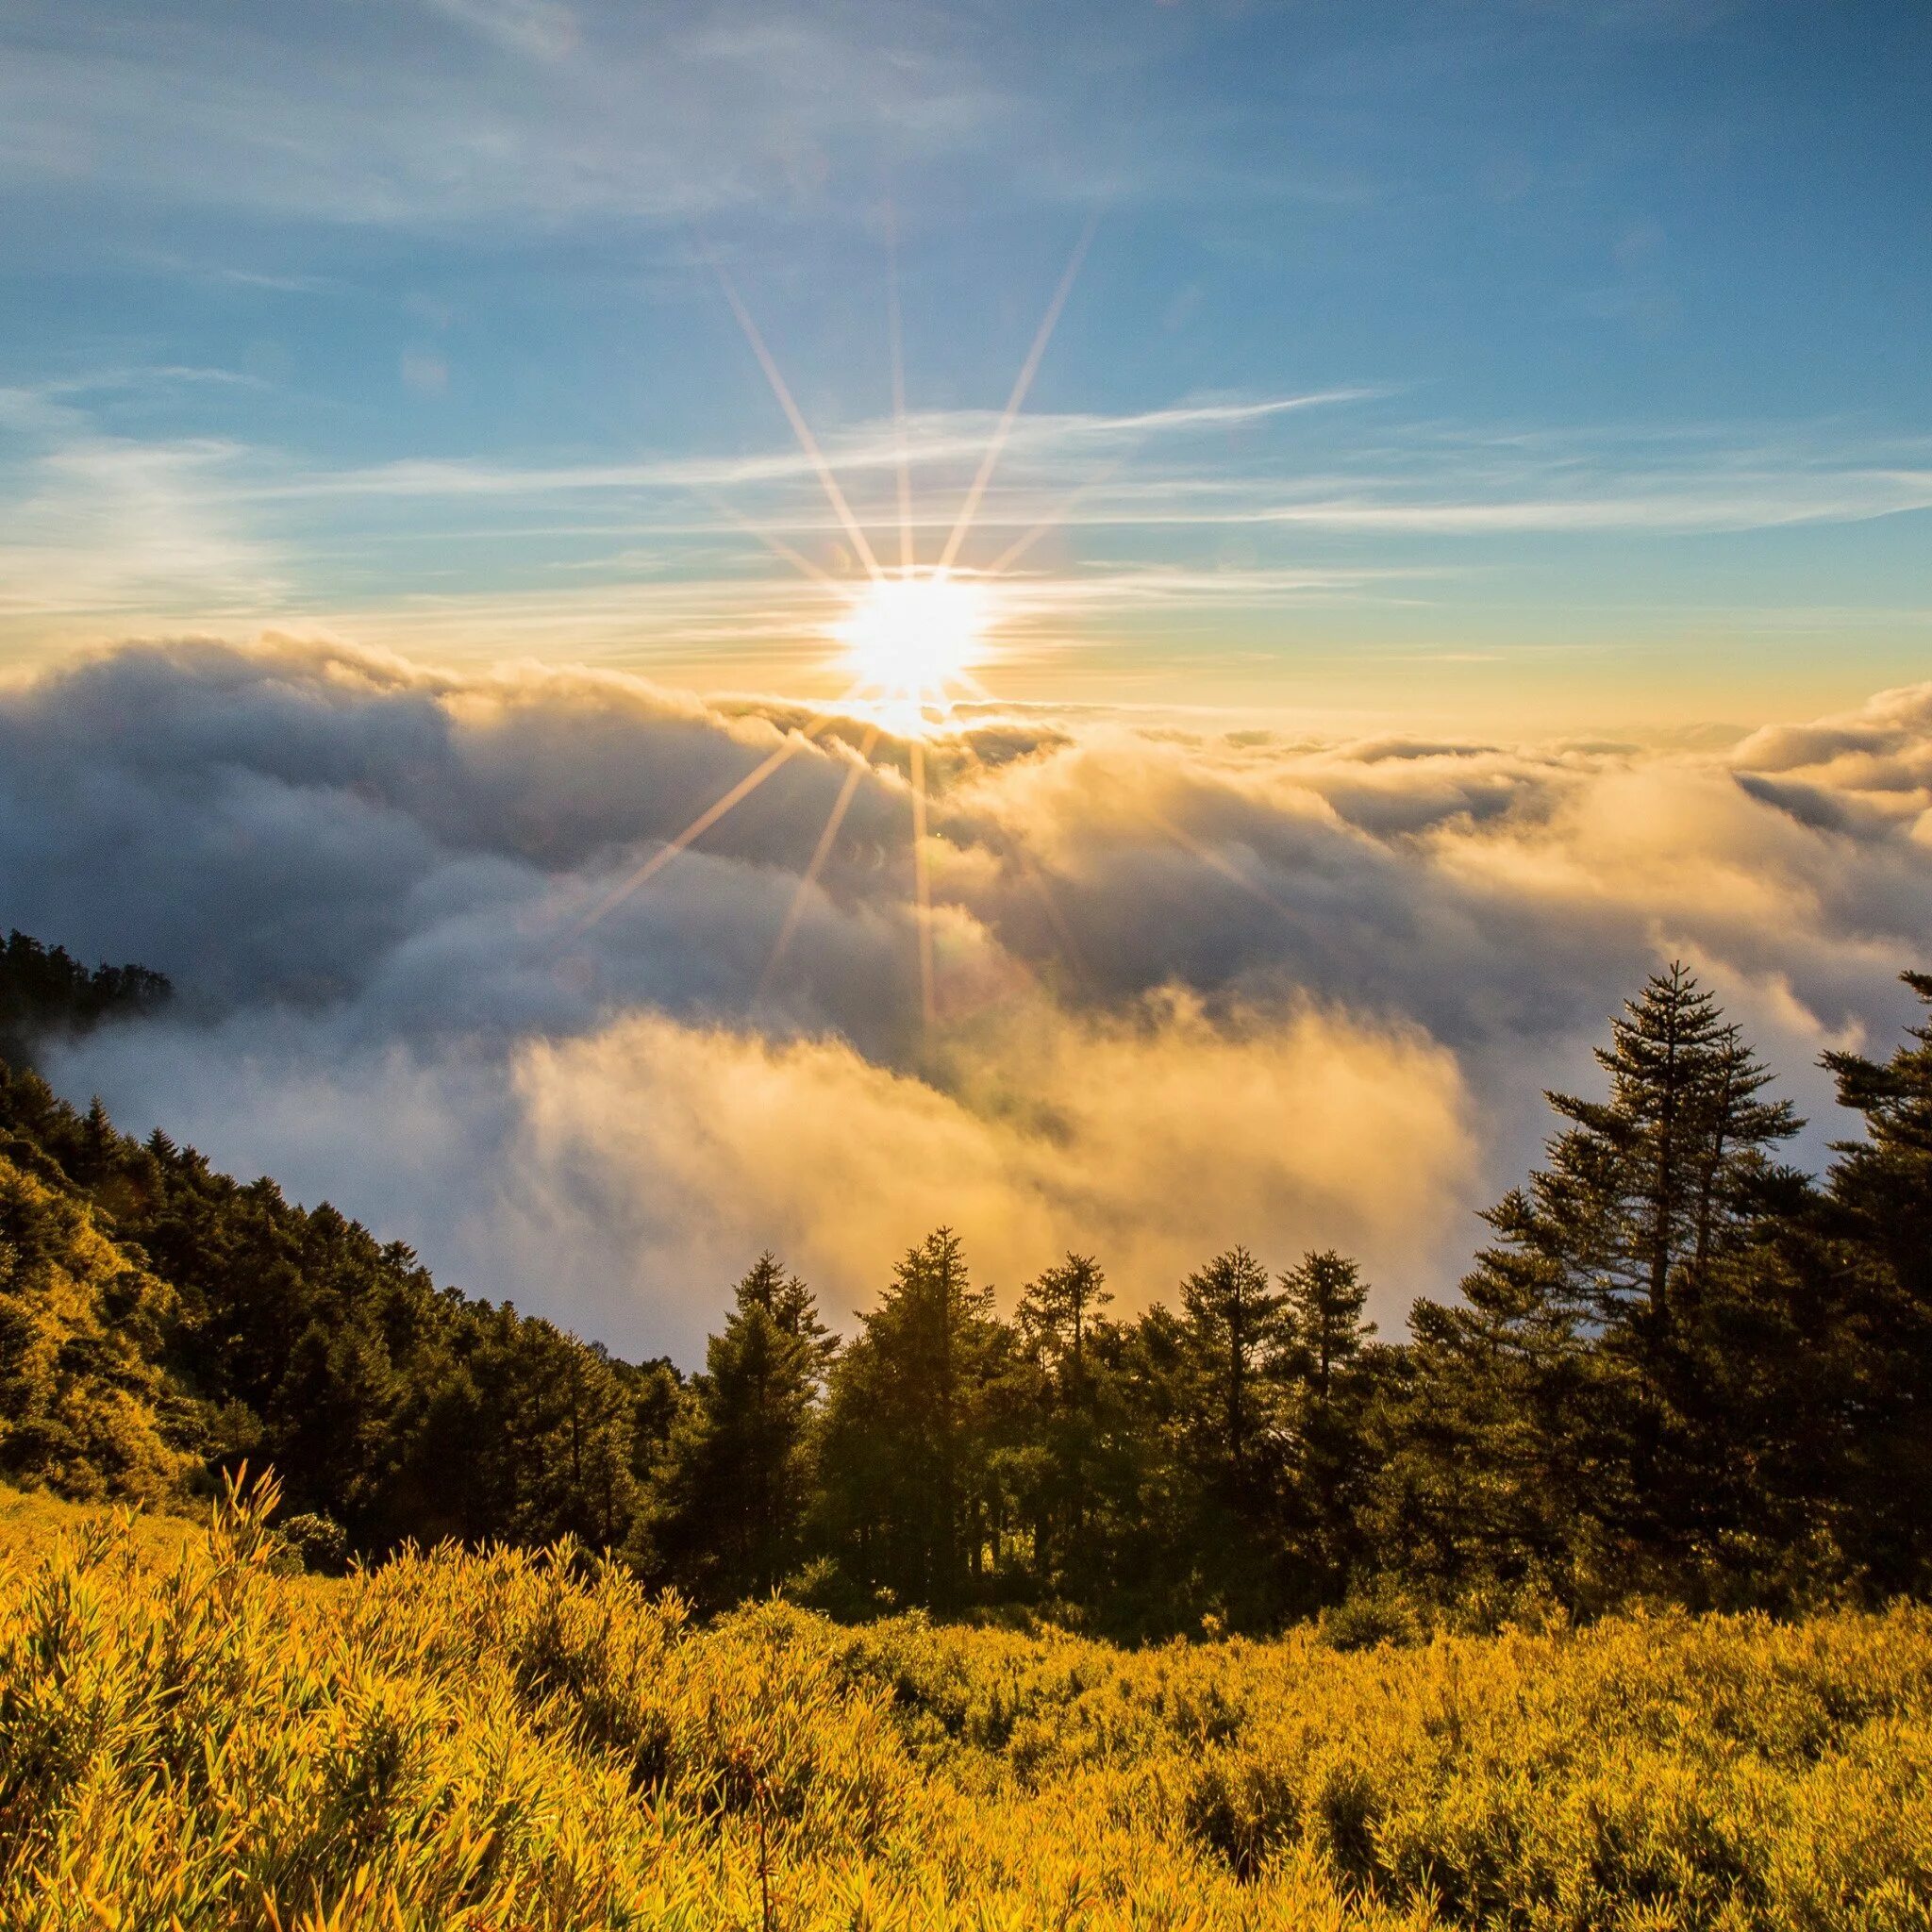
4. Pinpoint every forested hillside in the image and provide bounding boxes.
[3,929,1930,1634]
